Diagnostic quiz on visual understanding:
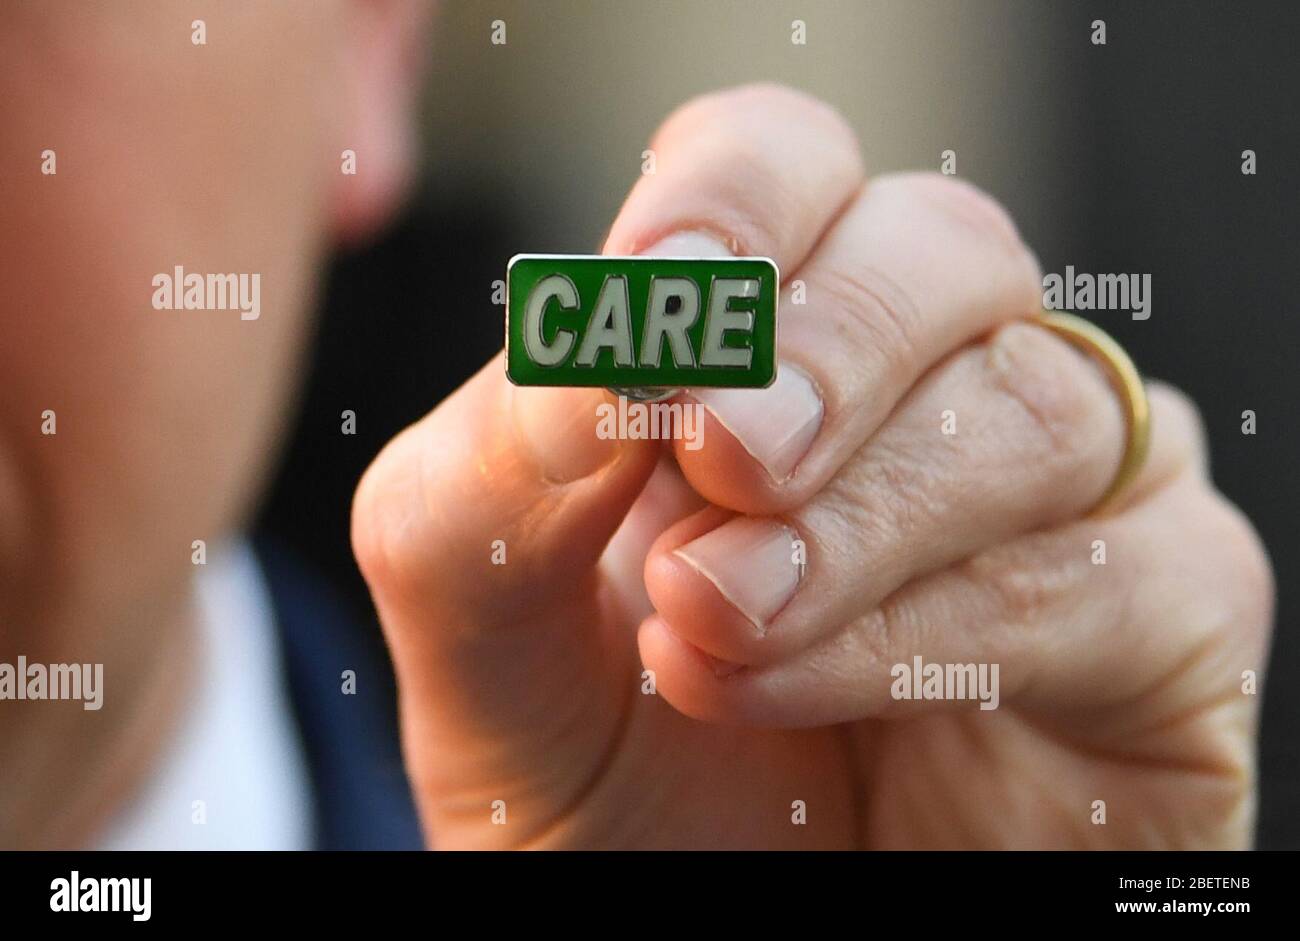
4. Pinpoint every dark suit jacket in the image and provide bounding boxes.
[256,537,423,850]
